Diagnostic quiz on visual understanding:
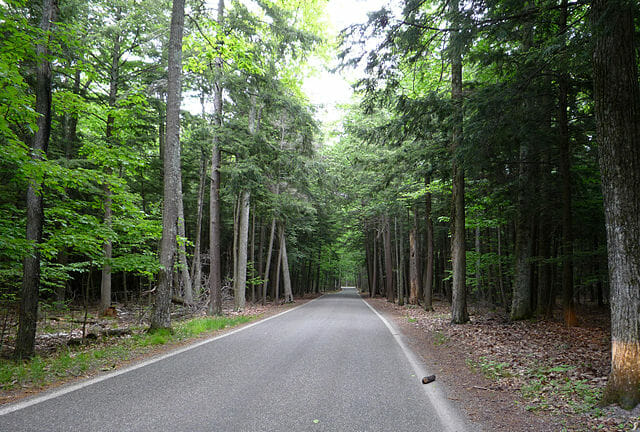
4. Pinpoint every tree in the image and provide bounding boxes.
[208,0,224,316]
[593,0,640,409]
[449,0,468,324]
[151,0,185,331]
[15,0,58,359]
